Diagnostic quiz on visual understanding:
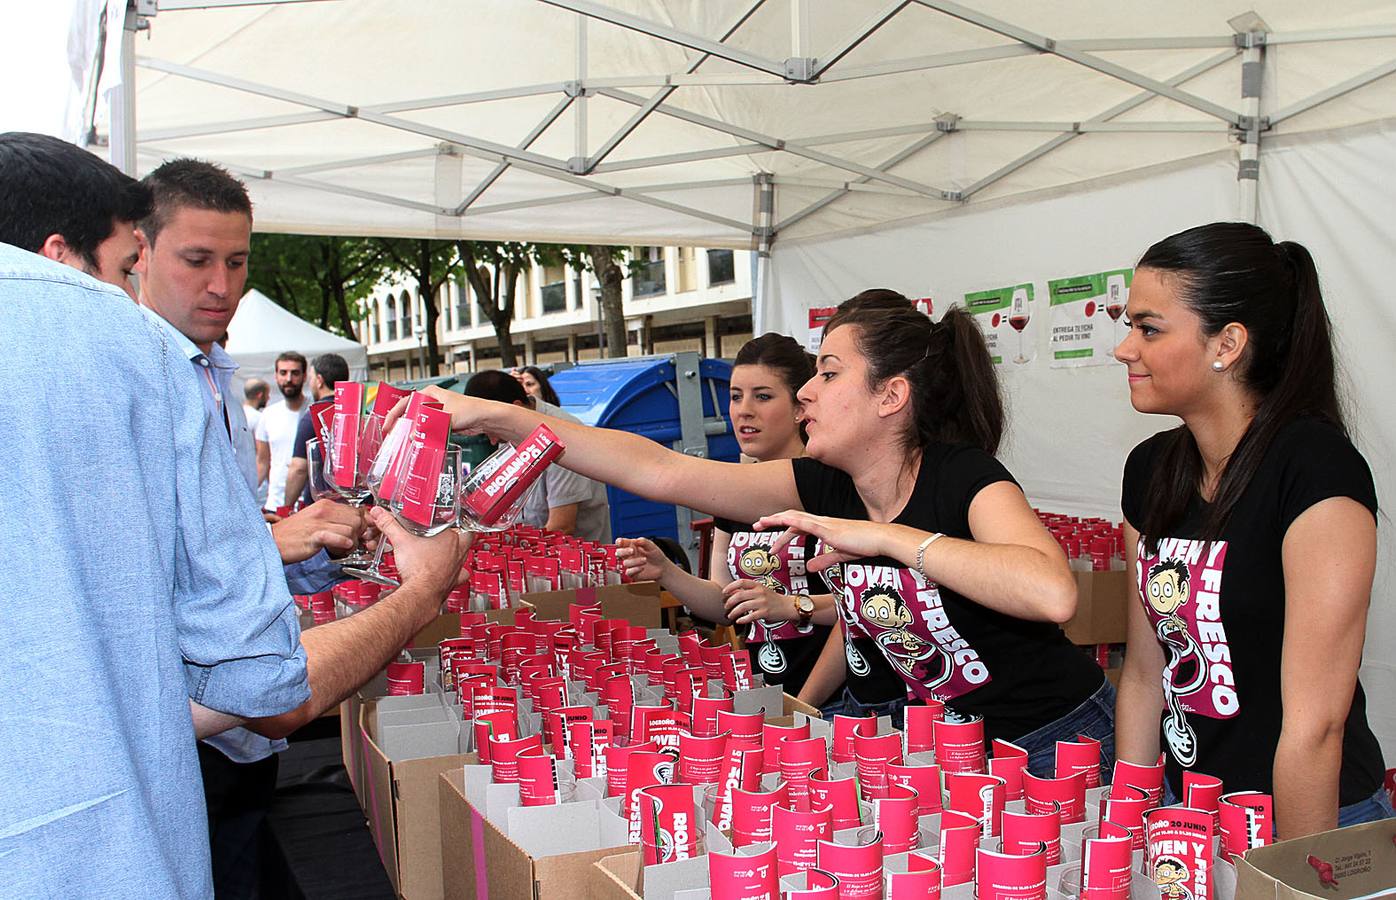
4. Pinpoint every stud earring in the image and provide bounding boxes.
[1212,361,1225,371]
